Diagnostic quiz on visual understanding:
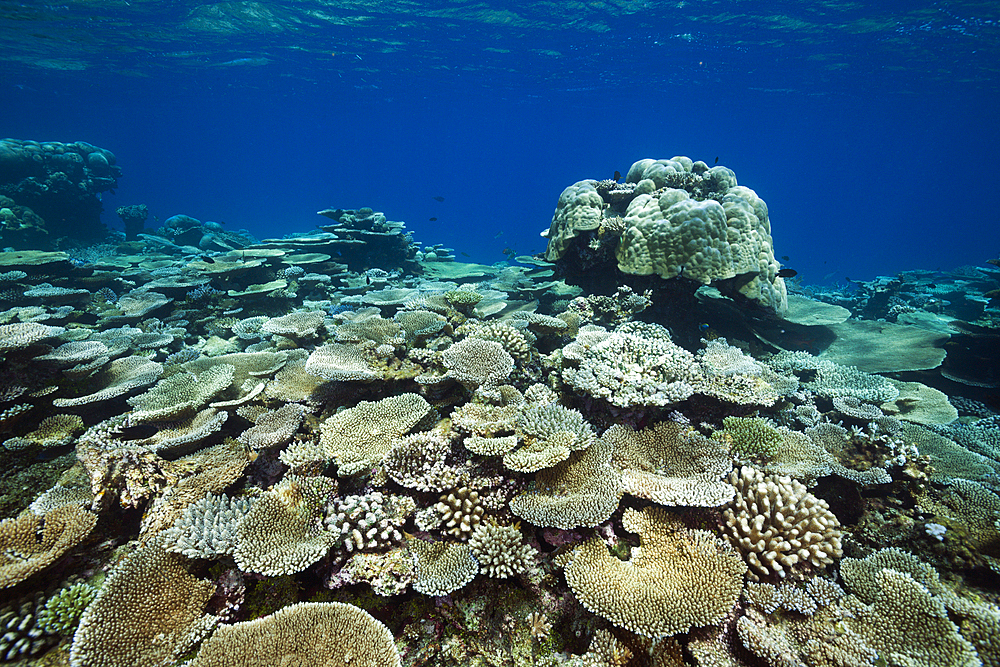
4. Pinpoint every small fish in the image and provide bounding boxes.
[366,276,371,285]
[495,231,503,239]
[699,323,710,332]
[432,196,445,202]
[777,268,798,278]
[780,255,790,261]
[461,252,470,257]
[113,423,159,441]
[201,256,215,264]
[428,217,438,222]
[613,170,622,182]
[714,156,719,164]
